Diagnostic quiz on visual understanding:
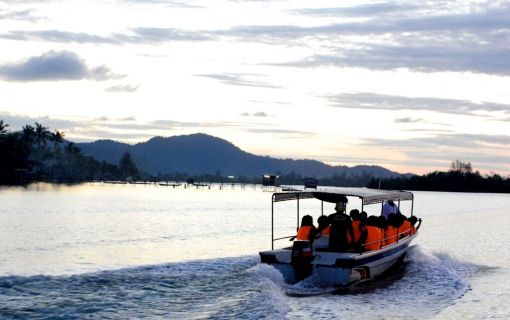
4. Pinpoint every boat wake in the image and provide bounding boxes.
[0,246,486,319]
